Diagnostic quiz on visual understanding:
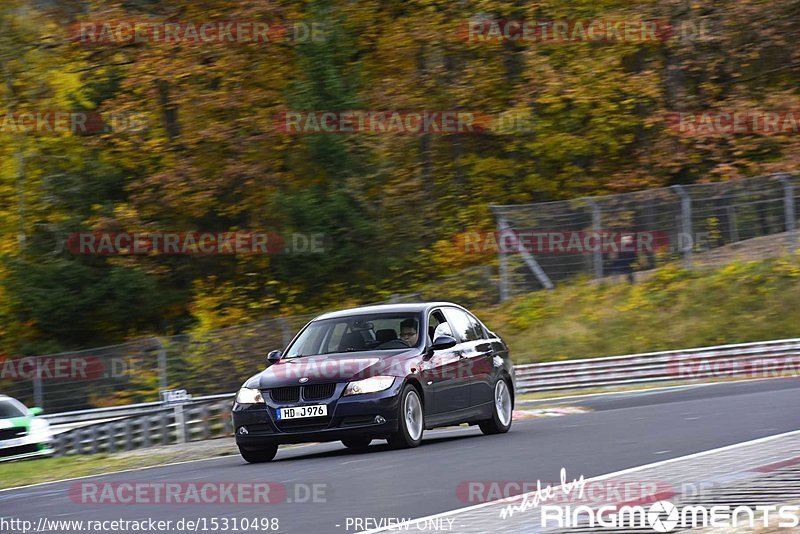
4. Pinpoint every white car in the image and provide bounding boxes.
[0,395,54,461]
